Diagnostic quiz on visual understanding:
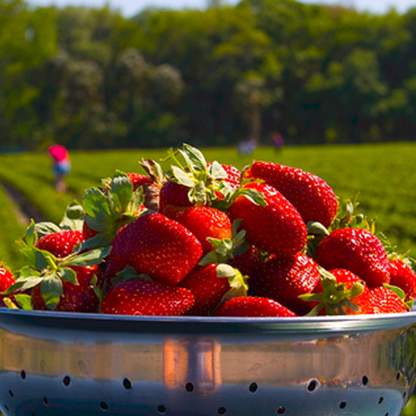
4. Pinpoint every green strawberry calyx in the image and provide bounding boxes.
[198,219,250,266]
[164,143,231,206]
[82,171,146,250]
[299,268,365,316]
[212,264,249,314]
